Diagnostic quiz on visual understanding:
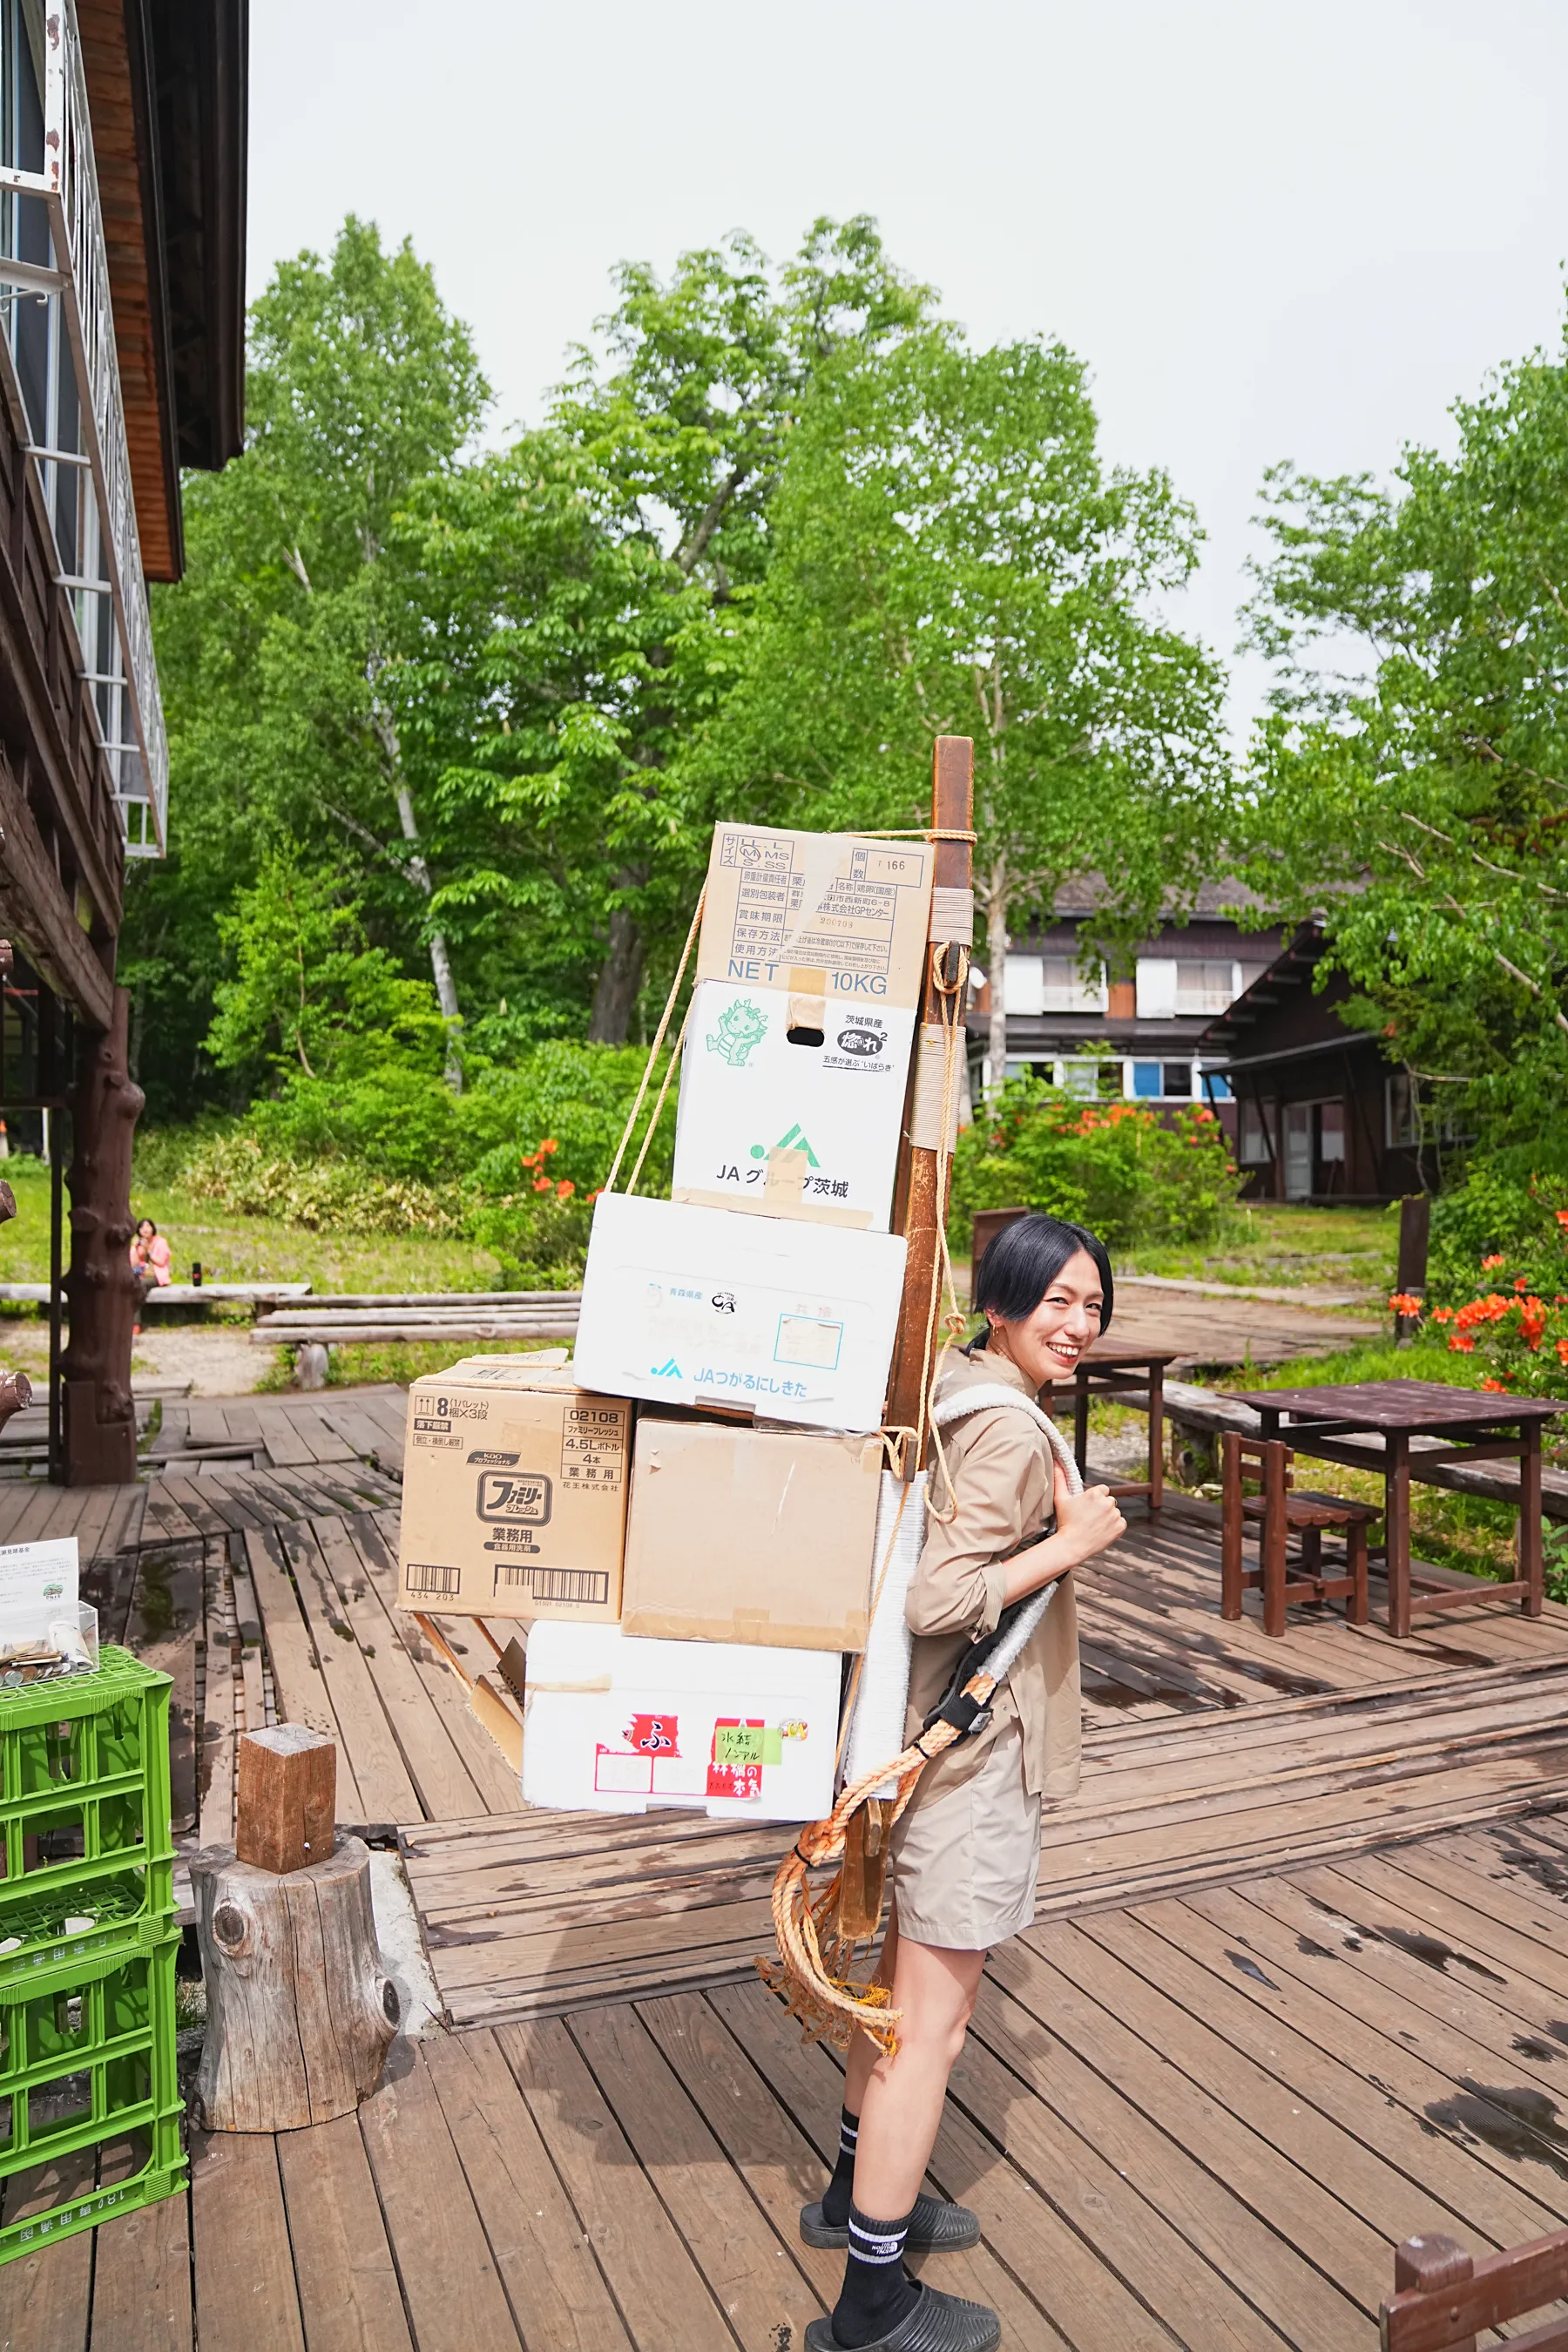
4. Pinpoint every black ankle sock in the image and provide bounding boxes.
[832,2201,920,2349]
[820,2106,859,2227]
